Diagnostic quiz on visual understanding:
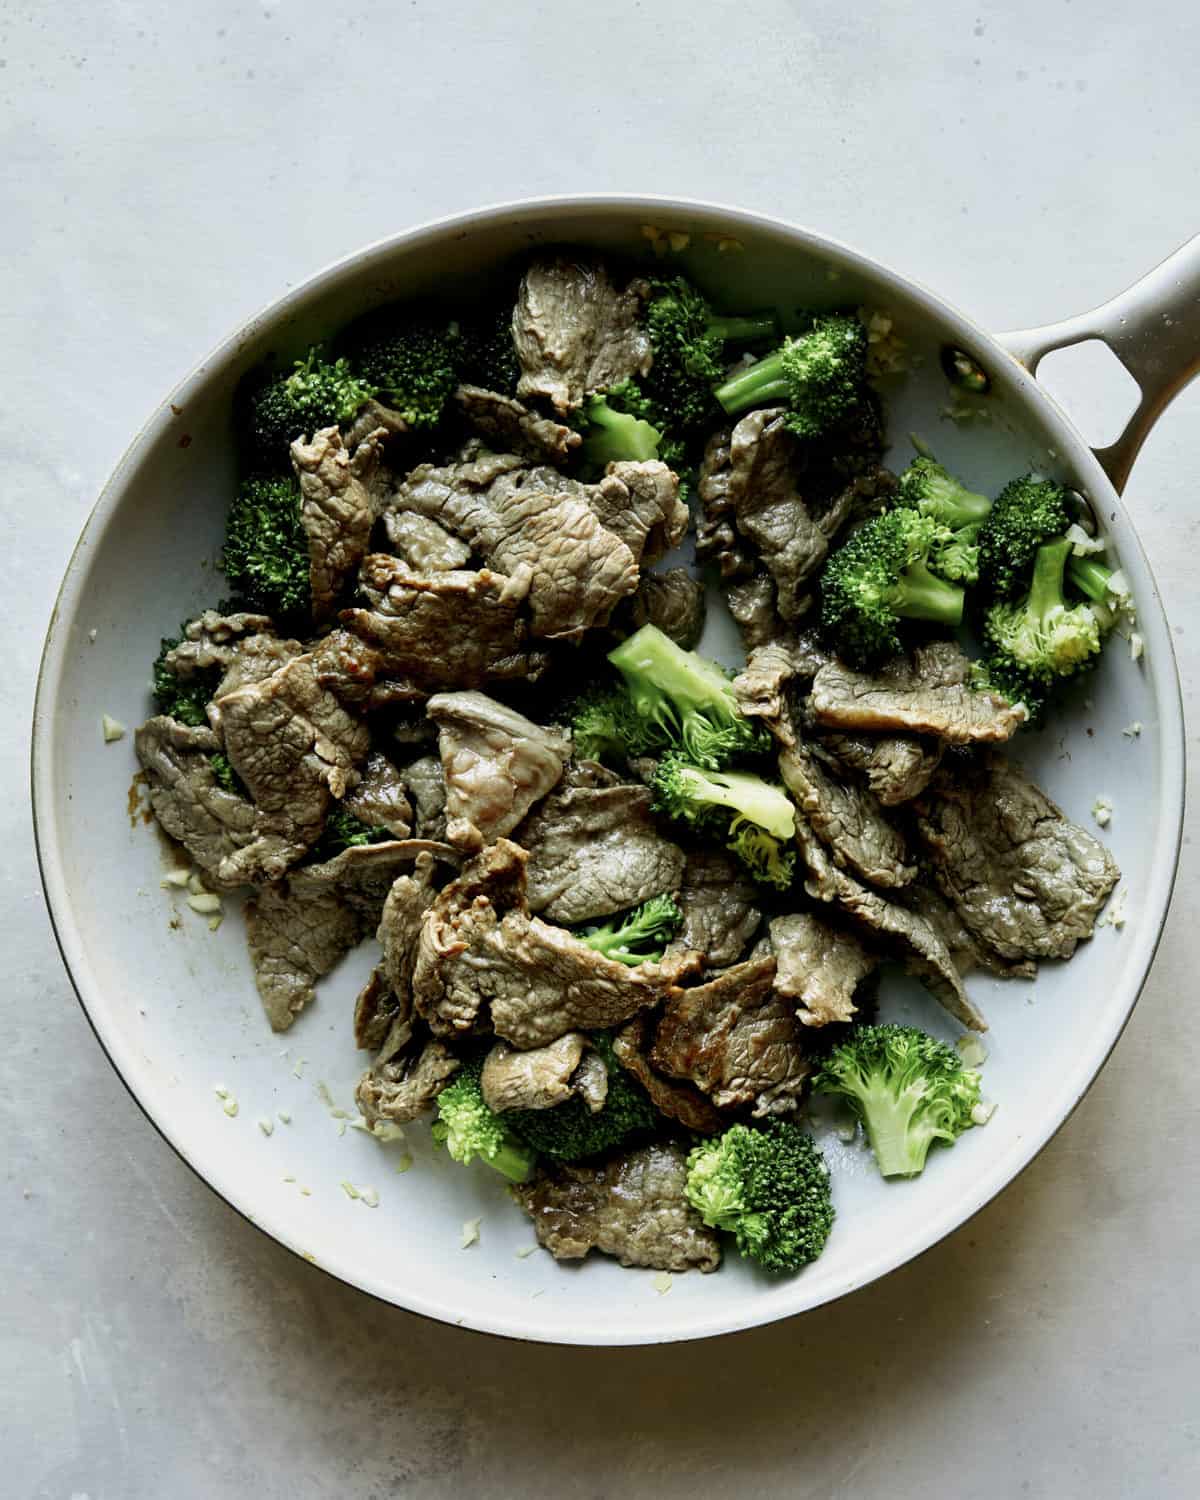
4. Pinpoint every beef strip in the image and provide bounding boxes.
[401,754,447,840]
[617,567,706,649]
[612,1016,724,1133]
[162,610,276,679]
[518,775,685,925]
[649,956,812,1116]
[480,1033,588,1113]
[340,750,413,837]
[411,840,692,1047]
[573,1051,610,1113]
[794,814,987,1031]
[810,642,1025,744]
[666,848,761,969]
[382,511,471,573]
[352,966,395,1053]
[212,633,305,707]
[454,383,581,463]
[731,635,830,747]
[585,461,687,567]
[513,1141,721,1272]
[291,426,385,621]
[695,425,754,579]
[427,690,569,851]
[768,912,879,1027]
[356,1035,461,1126]
[902,880,1036,980]
[779,743,914,889]
[814,729,944,806]
[724,573,786,650]
[341,396,409,449]
[914,755,1120,962]
[512,257,652,413]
